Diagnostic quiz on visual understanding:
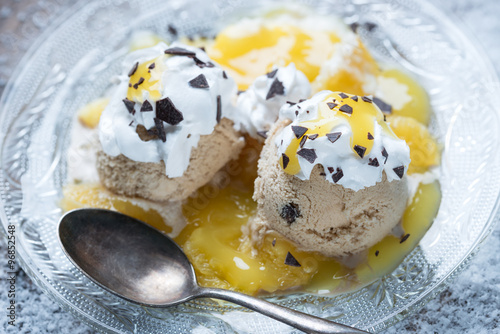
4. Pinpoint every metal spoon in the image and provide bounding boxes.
[58,208,368,334]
